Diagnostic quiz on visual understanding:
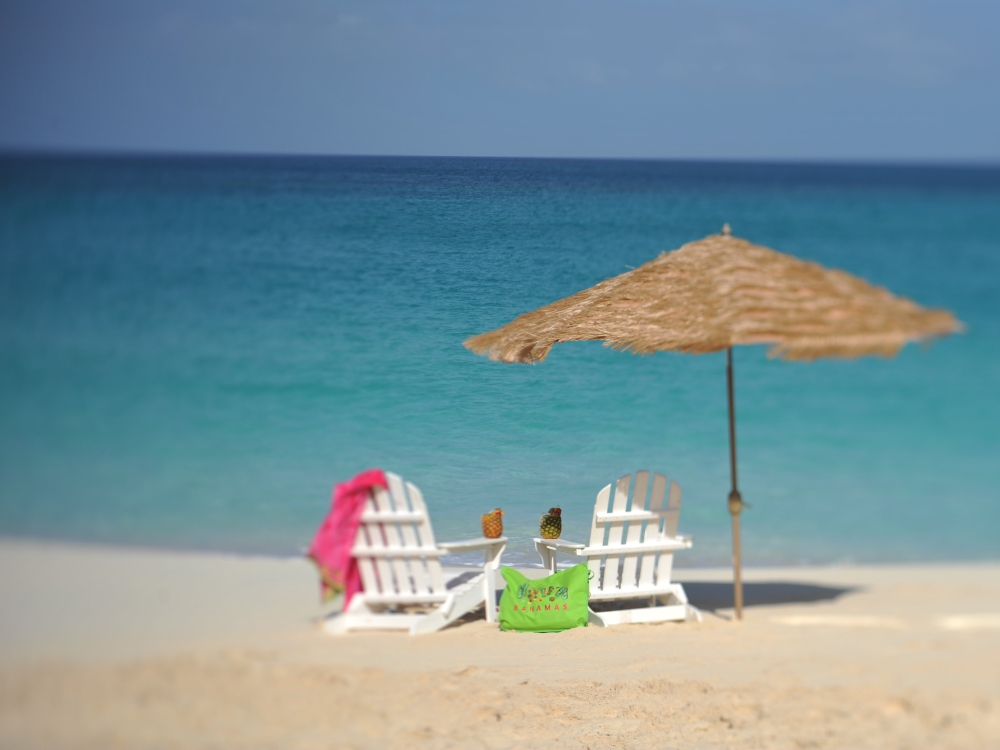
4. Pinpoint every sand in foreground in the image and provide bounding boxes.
[1,539,999,749]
